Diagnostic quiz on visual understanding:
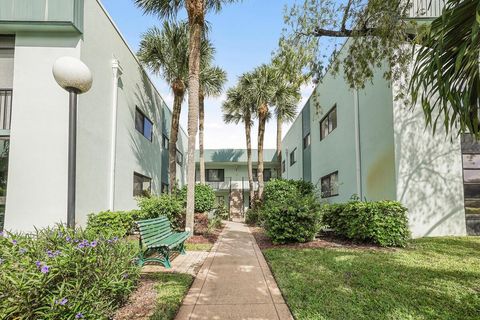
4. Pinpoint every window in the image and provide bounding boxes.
[206,169,224,182]
[135,107,153,141]
[253,168,272,182]
[290,148,297,166]
[162,135,169,149]
[321,171,339,198]
[320,105,337,140]
[176,149,183,166]
[133,172,152,197]
[303,133,311,149]
[282,160,286,173]
[161,183,169,194]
